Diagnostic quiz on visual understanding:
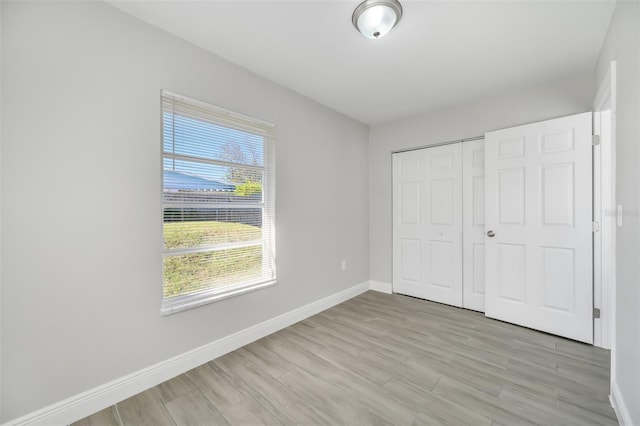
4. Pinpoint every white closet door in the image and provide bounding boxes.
[462,139,485,312]
[393,144,463,307]
[484,112,593,343]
